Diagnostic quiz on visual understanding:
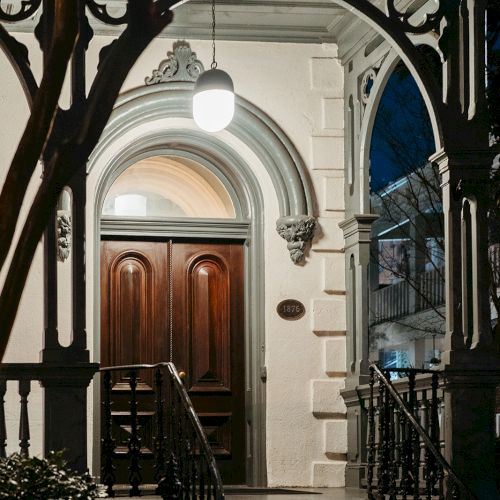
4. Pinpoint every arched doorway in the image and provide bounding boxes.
[99,156,247,484]
[87,66,315,484]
